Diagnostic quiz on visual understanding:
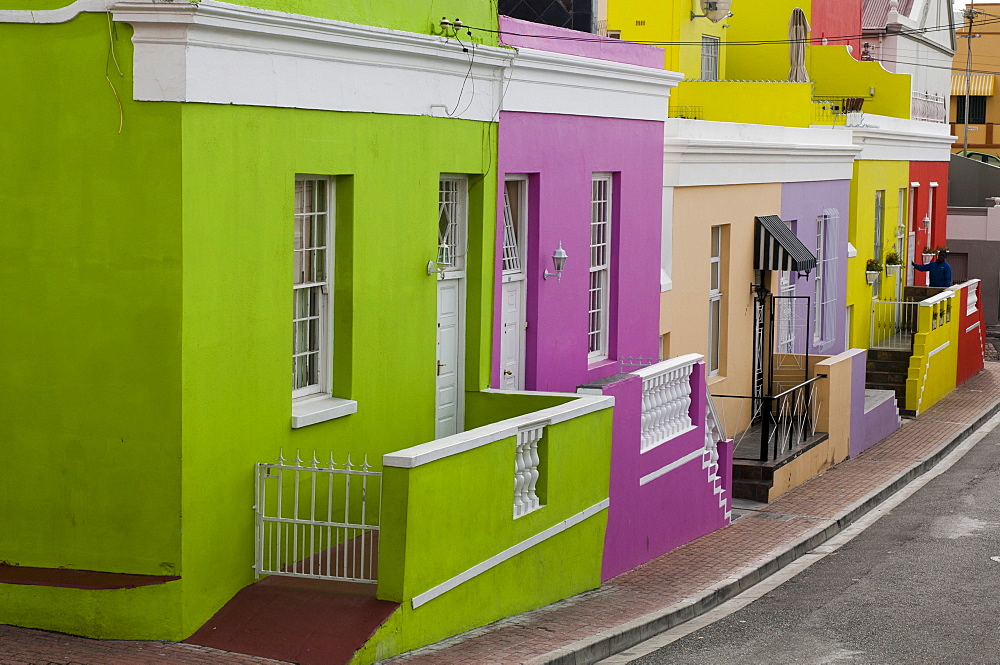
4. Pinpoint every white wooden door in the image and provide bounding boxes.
[500,279,525,389]
[436,277,464,438]
[907,231,916,286]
